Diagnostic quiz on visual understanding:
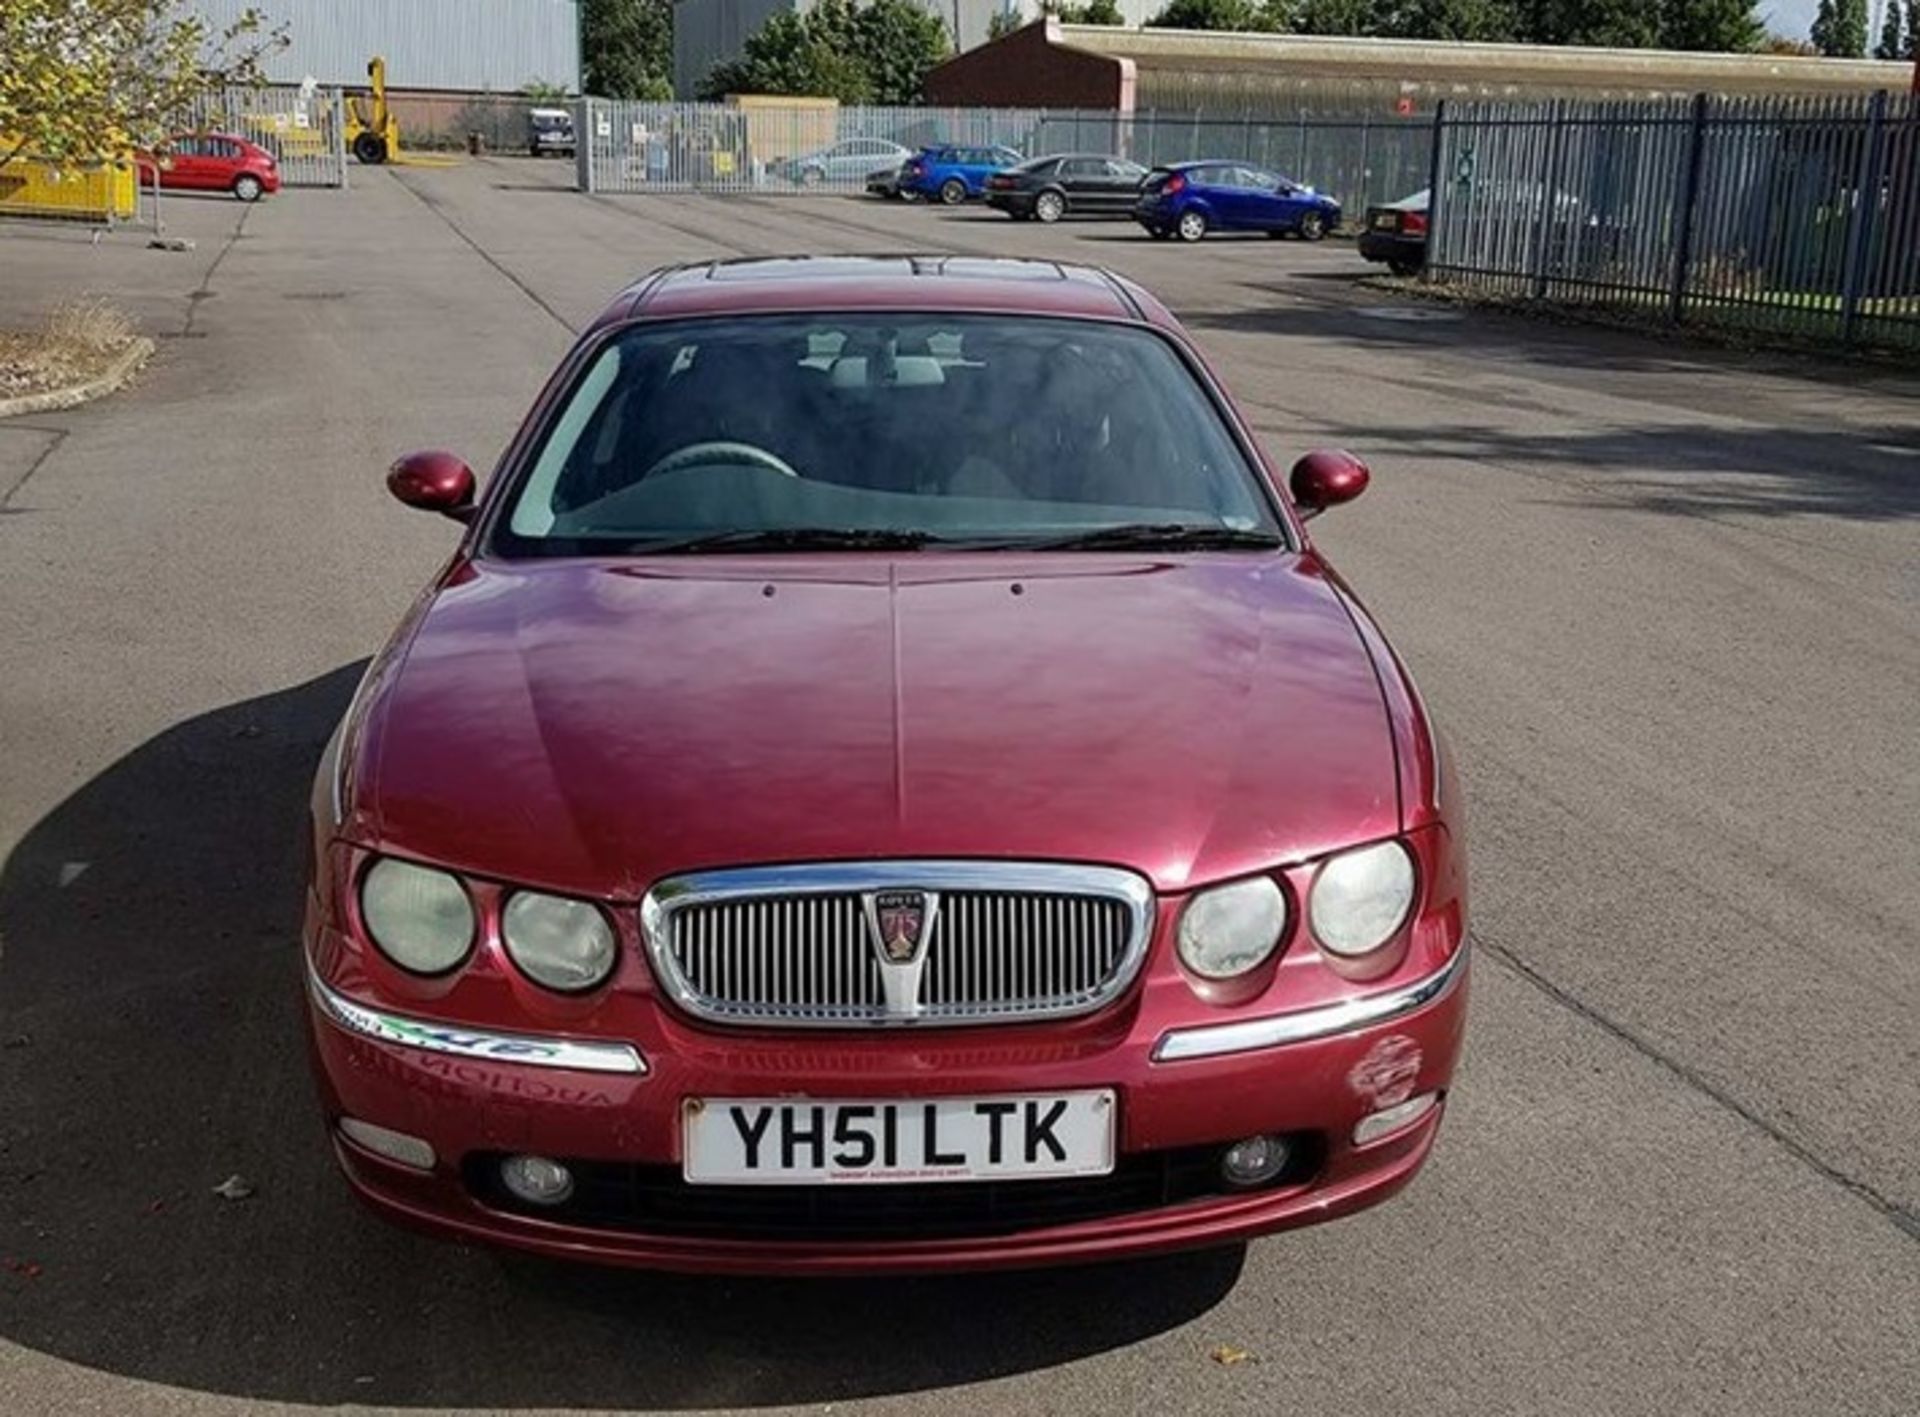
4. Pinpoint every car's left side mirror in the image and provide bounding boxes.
[388,449,476,521]
[1289,449,1370,519]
